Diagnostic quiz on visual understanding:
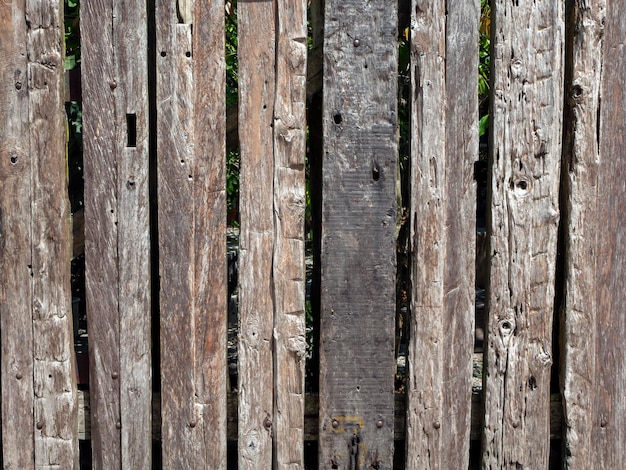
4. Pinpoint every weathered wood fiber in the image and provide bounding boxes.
[406,1,479,468]
[1,0,77,467]
[28,1,78,467]
[0,2,36,467]
[237,0,276,468]
[562,0,626,466]
[482,0,564,467]
[273,0,308,468]
[82,0,151,467]
[156,0,228,468]
[319,0,398,468]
